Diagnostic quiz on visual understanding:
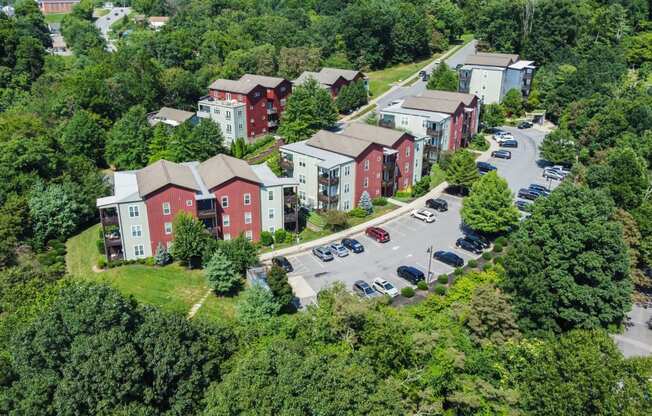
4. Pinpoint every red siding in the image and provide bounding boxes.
[354,145,384,205]
[143,185,198,254]
[329,78,349,98]
[393,134,415,190]
[212,179,261,242]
